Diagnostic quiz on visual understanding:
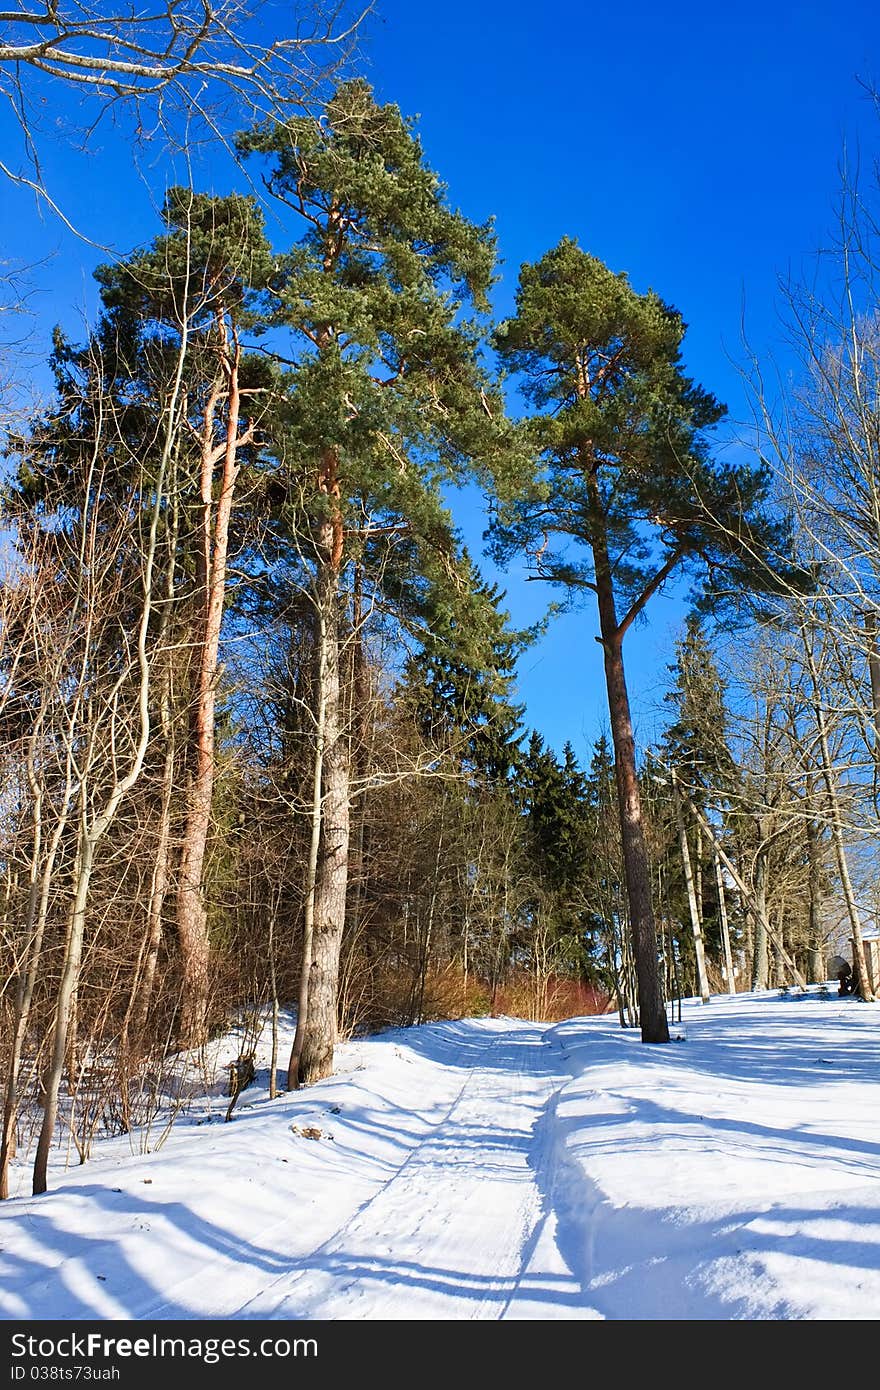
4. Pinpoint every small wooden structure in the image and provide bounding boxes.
[854,933,880,996]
